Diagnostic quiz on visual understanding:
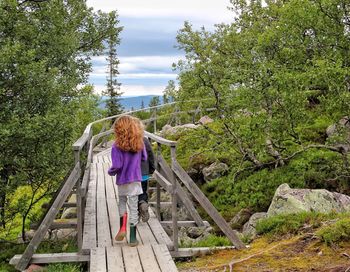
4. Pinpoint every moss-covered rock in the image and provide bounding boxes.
[267,183,350,216]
